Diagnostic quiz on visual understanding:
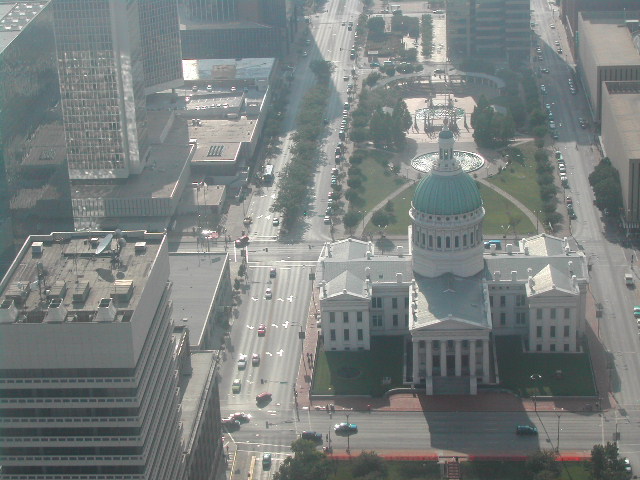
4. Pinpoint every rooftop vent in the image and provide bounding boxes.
[31,242,44,255]
[95,298,116,322]
[72,281,90,303]
[0,299,18,324]
[134,242,147,253]
[44,298,67,323]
